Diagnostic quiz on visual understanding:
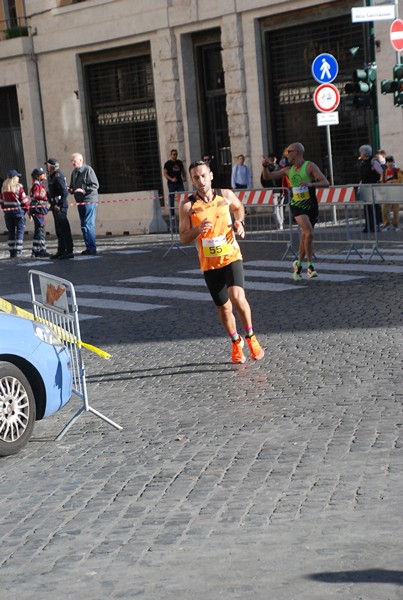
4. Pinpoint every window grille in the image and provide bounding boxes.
[264,10,372,185]
[84,54,161,194]
[0,86,25,185]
